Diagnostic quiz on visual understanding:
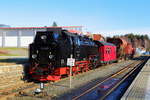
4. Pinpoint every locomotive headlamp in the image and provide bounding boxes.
[41,35,47,40]
[49,55,53,59]
[32,54,37,59]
